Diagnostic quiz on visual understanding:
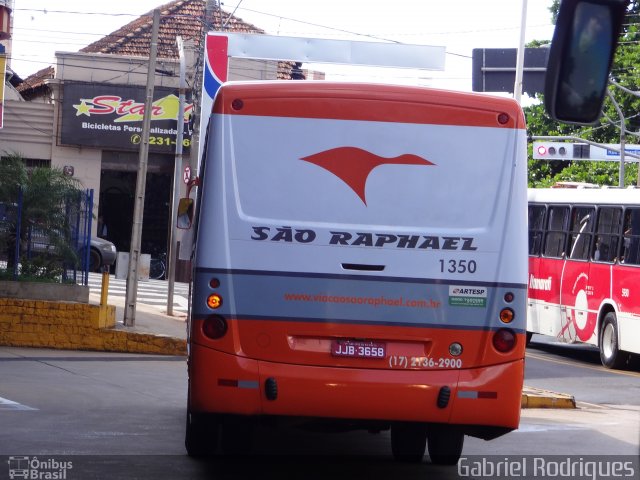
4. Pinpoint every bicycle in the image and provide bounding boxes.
[149,252,166,280]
